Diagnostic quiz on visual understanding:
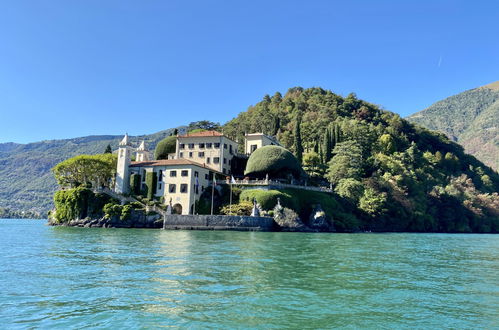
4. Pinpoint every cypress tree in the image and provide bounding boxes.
[104,144,112,154]
[294,116,304,164]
